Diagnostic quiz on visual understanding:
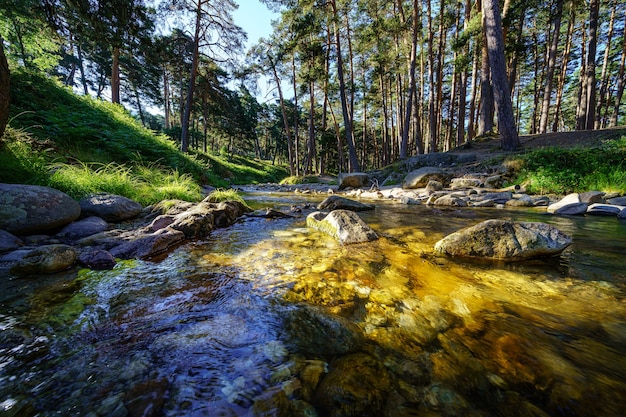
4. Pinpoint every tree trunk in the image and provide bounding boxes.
[330,0,359,172]
[401,0,419,159]
[595,0,616,129]
[180,0,202,153]
[584,0,600,130]
[552,0,575,132]
[270,56,295,176]
[538,0,564,134]
[482,0,519,150]
[477,0,494,136]
[426,0,437,152]
[111,46,121,104]
[0,37,9,140]
[610,12,626,127]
